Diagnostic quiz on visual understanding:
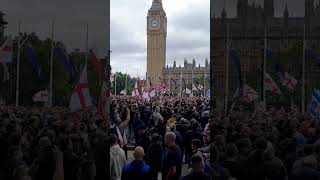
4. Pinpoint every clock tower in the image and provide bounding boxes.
[147,0,167,86]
